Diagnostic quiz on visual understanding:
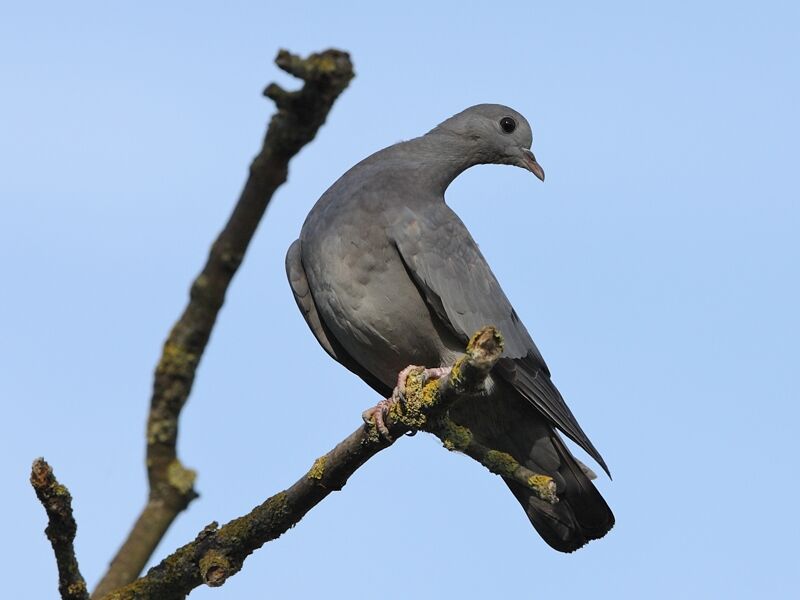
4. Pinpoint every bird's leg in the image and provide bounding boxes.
[394,365,452,406]
[362,365,452,441]
[420,366,451,381]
